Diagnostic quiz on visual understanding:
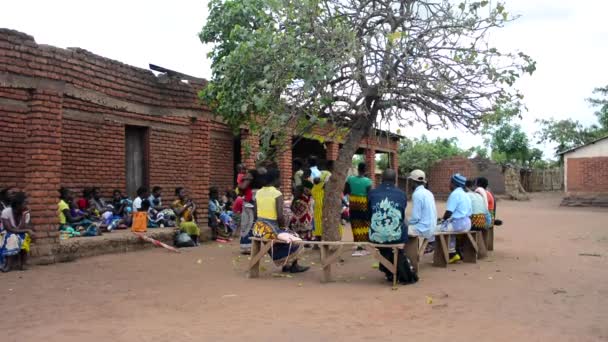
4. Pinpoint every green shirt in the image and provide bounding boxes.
[347,175,373,196]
